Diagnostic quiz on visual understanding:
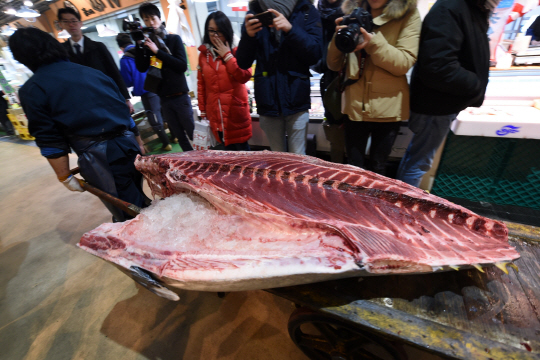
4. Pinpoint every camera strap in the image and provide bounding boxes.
[339,49,367,93]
